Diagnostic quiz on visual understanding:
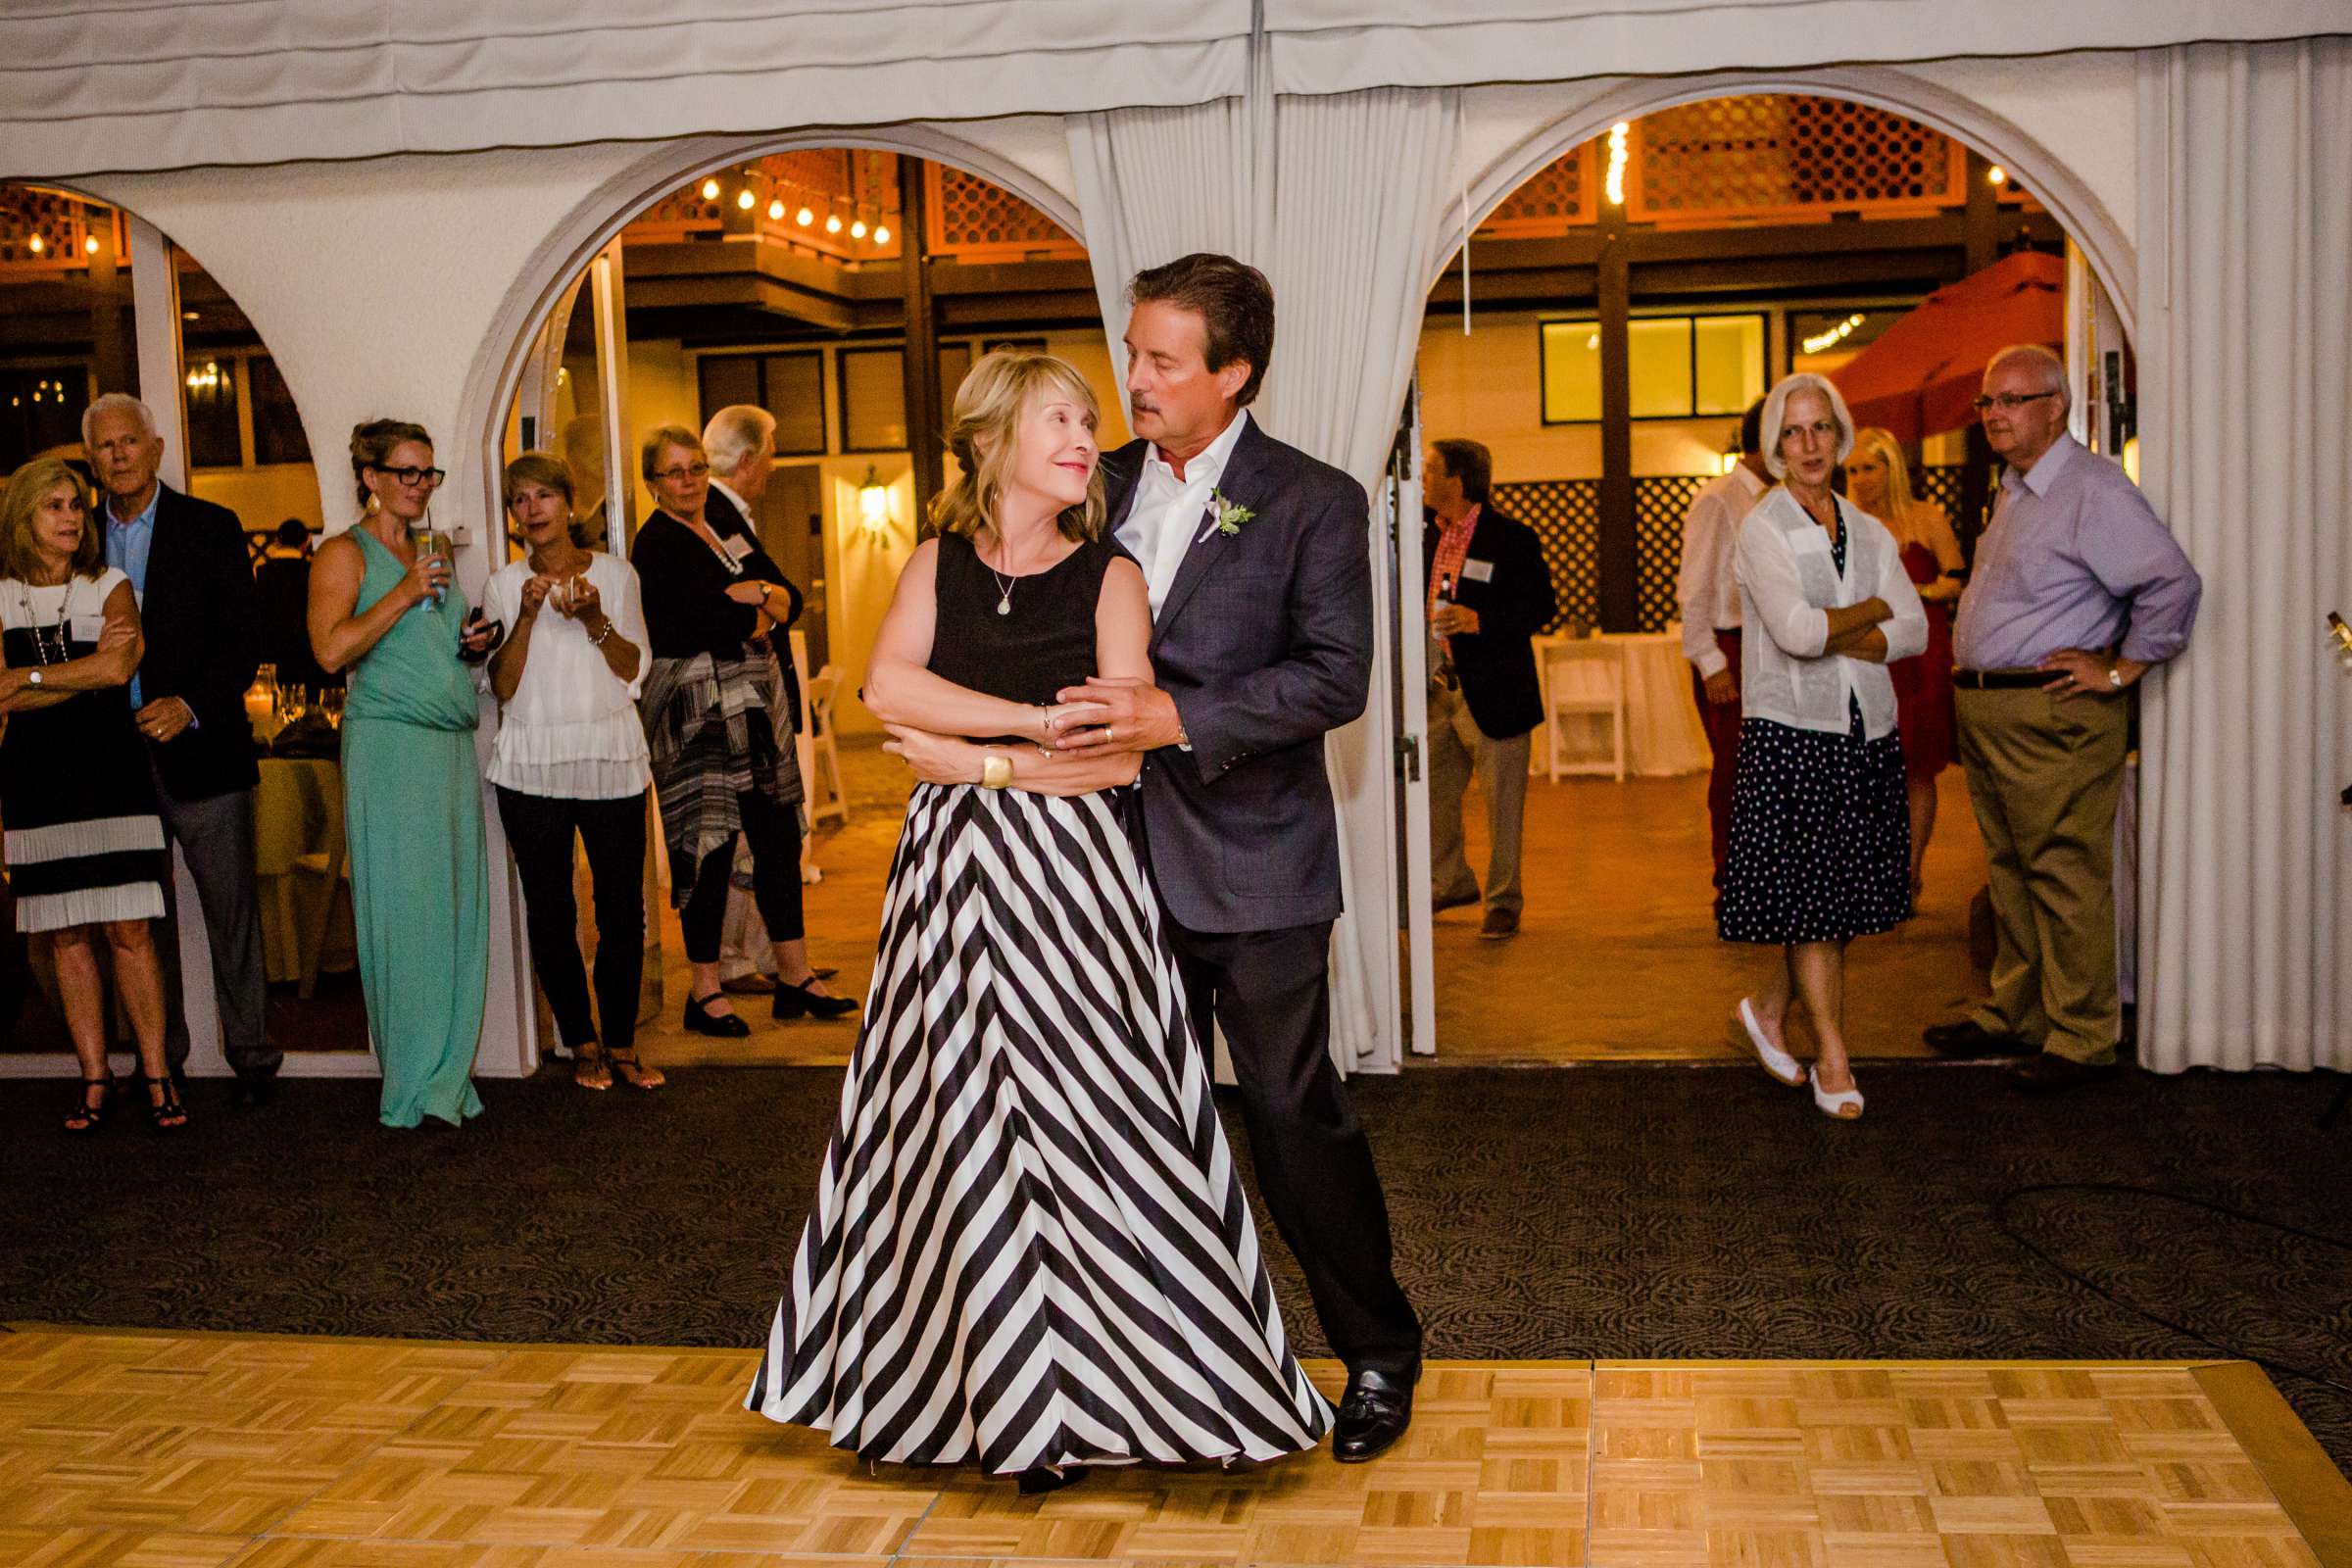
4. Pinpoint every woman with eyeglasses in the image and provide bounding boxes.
[309,419,501,1128]
[1844,427,1962,897]
[1720,374,1927,1120]
[629,424,852,1037]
